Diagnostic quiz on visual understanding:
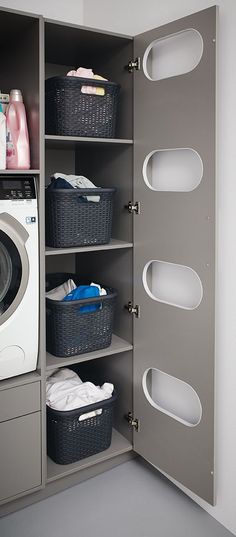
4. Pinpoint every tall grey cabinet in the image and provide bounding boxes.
[0,5,217,514]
